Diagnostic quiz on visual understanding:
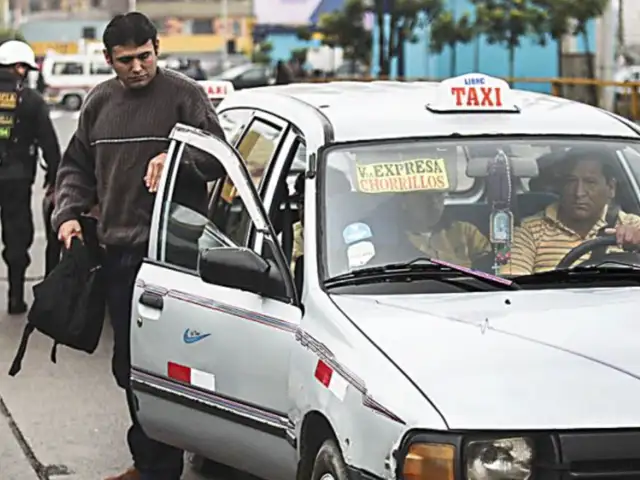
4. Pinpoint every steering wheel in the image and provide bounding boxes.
[556,235,640,269]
